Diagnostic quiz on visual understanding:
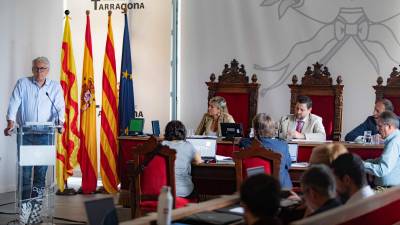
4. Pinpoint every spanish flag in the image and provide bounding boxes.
[78,10,98,194]
[57,10,80,192]
[100,11,119,193]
